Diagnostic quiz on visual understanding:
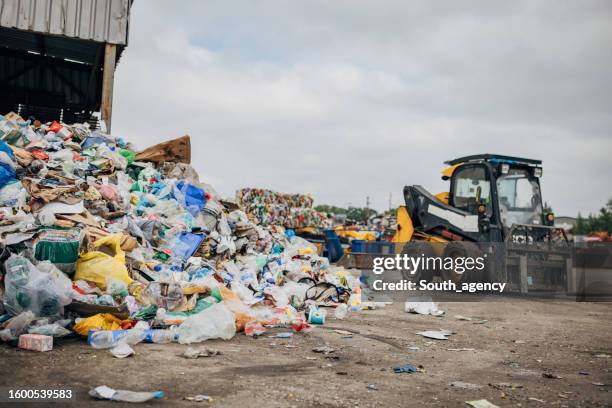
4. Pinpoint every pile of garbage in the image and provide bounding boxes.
[236,188,325,229]
[0,112,361,353]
